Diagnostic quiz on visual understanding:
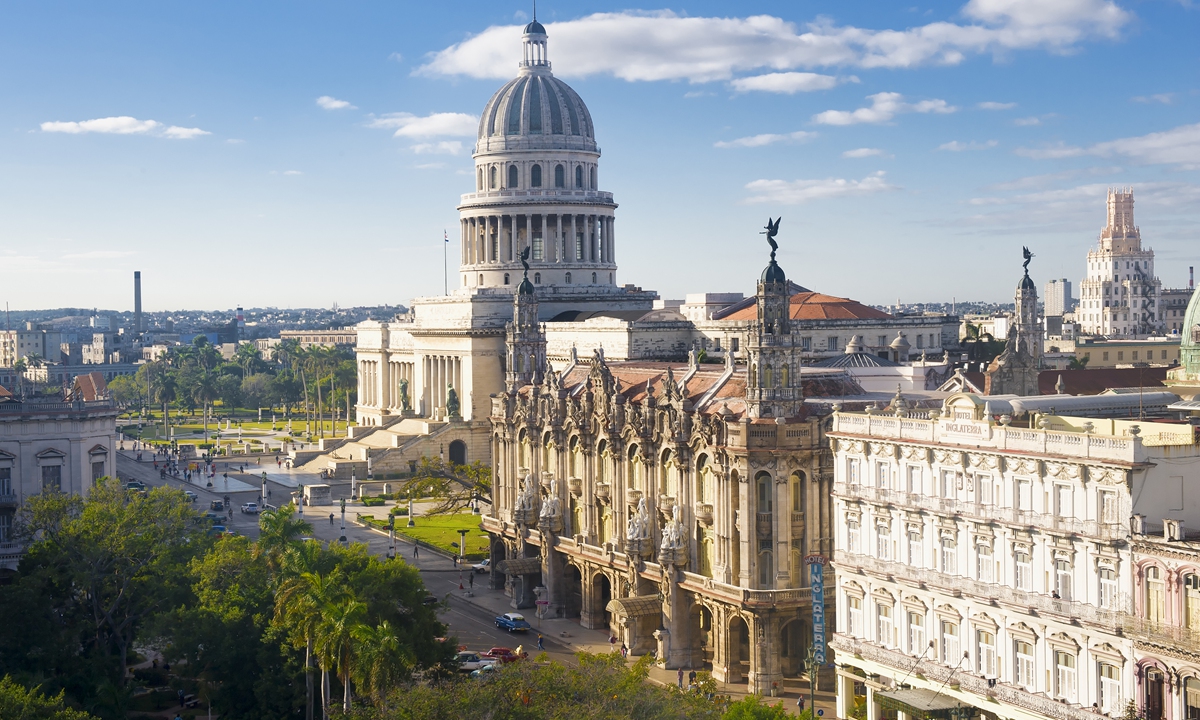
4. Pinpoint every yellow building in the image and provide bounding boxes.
[1076,338,1180,367]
